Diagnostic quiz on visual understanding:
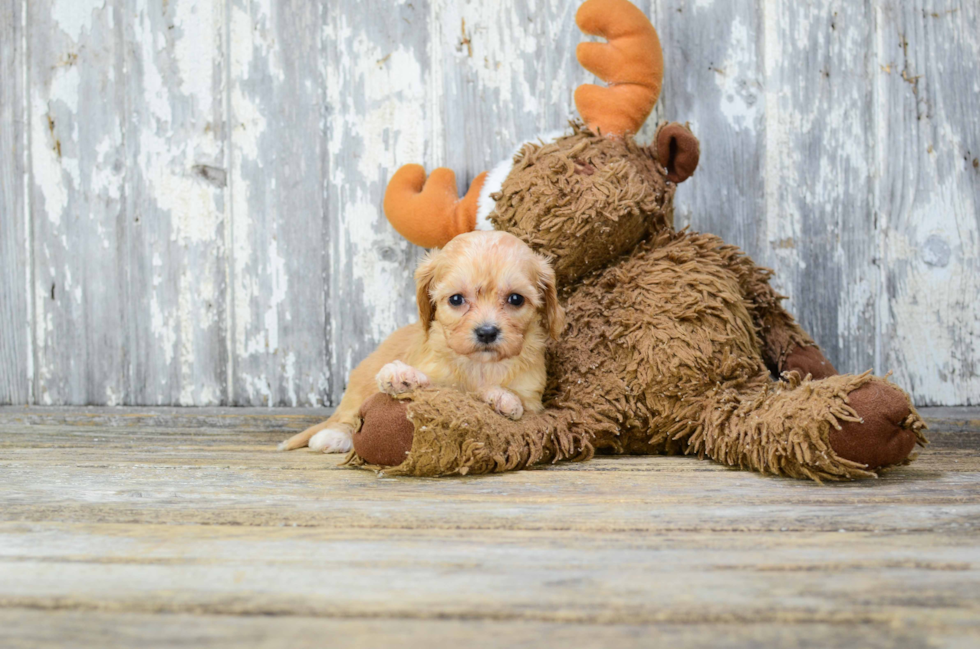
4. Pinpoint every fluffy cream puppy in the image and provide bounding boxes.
[280,231,565,454]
